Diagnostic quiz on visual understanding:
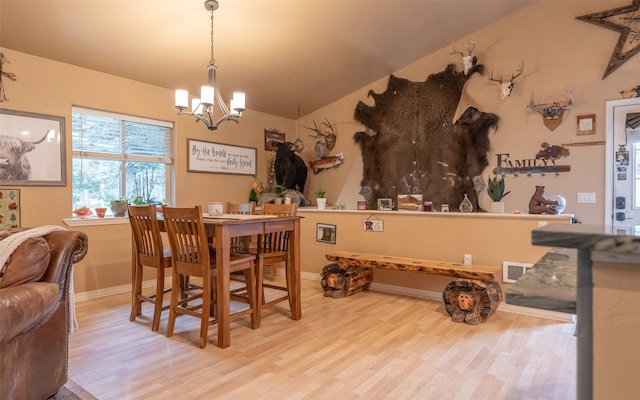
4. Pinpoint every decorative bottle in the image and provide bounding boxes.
[459,193,473,213]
